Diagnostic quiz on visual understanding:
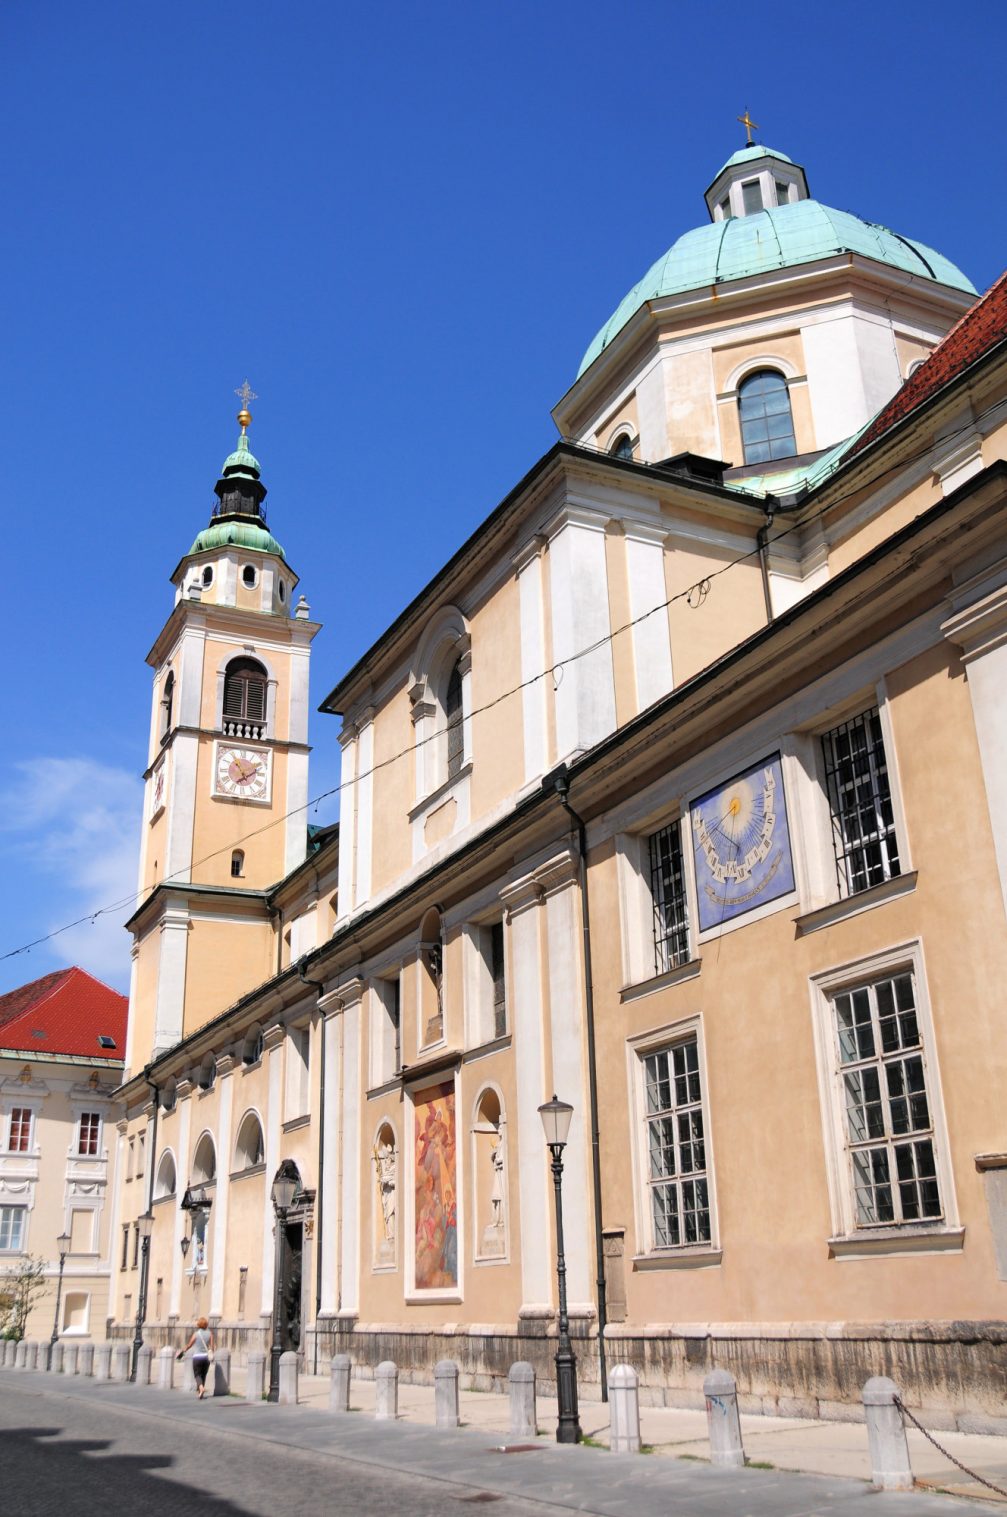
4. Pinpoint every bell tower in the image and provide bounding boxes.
[124,394,320,1074]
